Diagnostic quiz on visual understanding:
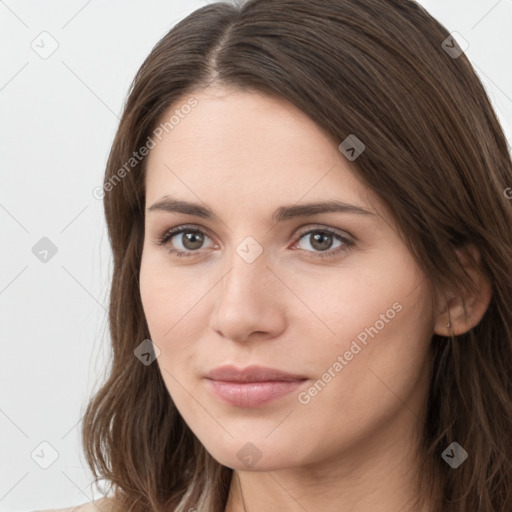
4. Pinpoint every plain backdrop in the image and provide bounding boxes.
[1,1,511,510]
